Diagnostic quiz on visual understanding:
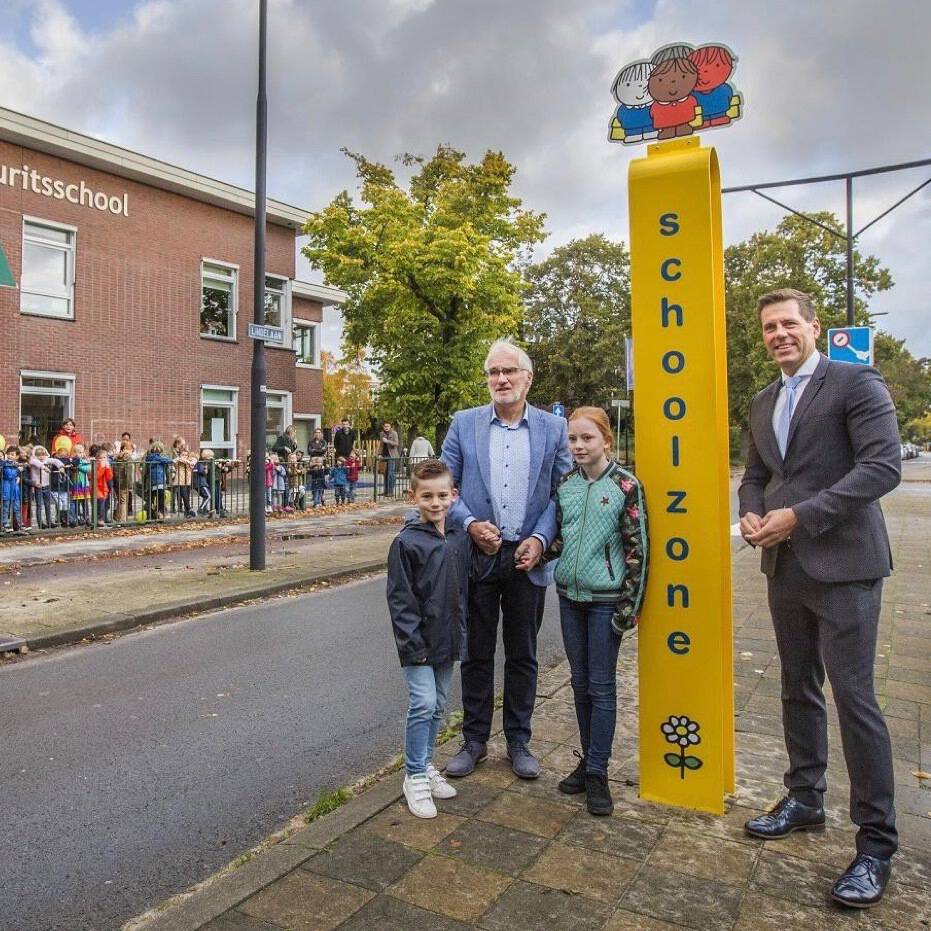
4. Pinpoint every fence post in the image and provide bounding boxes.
[91,459,98,530]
